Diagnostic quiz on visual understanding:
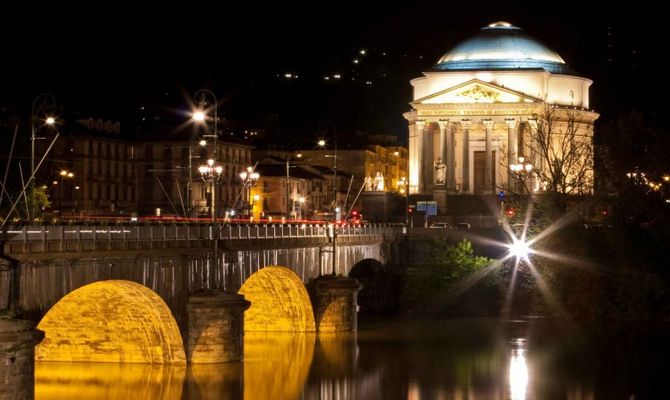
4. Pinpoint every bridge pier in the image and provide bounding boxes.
[308,276,362,332]
[0,319,44,400]
[186,291,250,363]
